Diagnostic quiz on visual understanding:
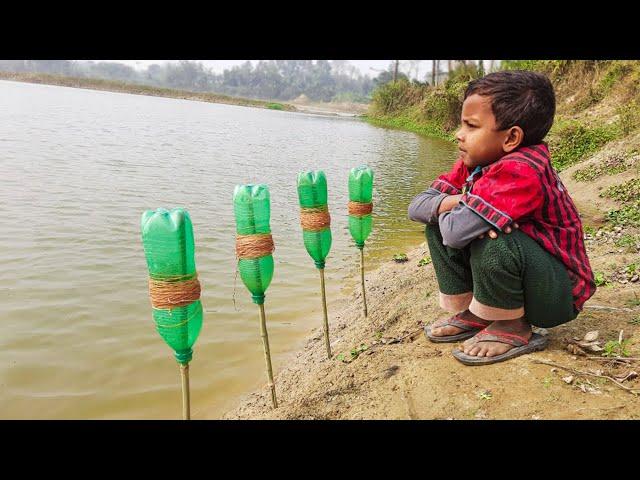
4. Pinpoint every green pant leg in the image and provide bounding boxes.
[518,232,578,328]
[425,223,473,295]
[469,230,577,328]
